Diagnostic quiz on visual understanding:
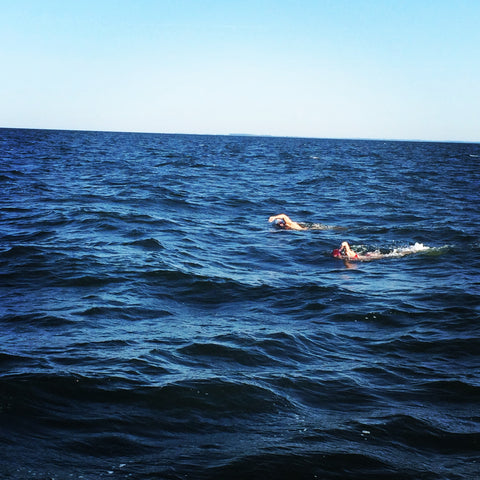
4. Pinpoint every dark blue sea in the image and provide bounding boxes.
[1,128,479,480]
